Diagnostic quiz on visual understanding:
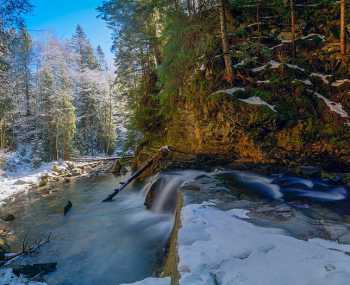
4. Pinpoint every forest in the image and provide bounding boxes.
[1,2,117,165]
[0,1,350,285]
